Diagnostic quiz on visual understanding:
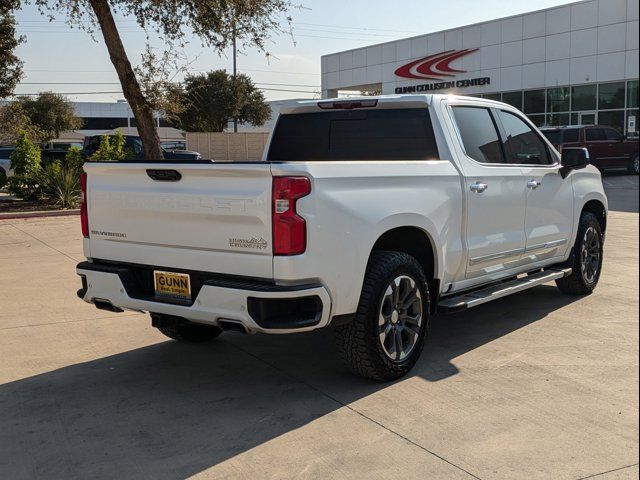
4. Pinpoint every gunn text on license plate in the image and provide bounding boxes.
[154,271,191,301]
